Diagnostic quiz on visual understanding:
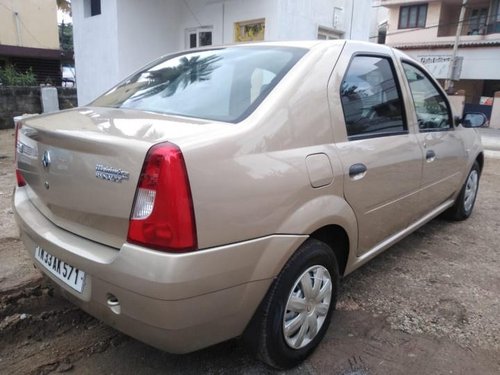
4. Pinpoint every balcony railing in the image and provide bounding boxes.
[487,21,500,33]
[438,14,500,37]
